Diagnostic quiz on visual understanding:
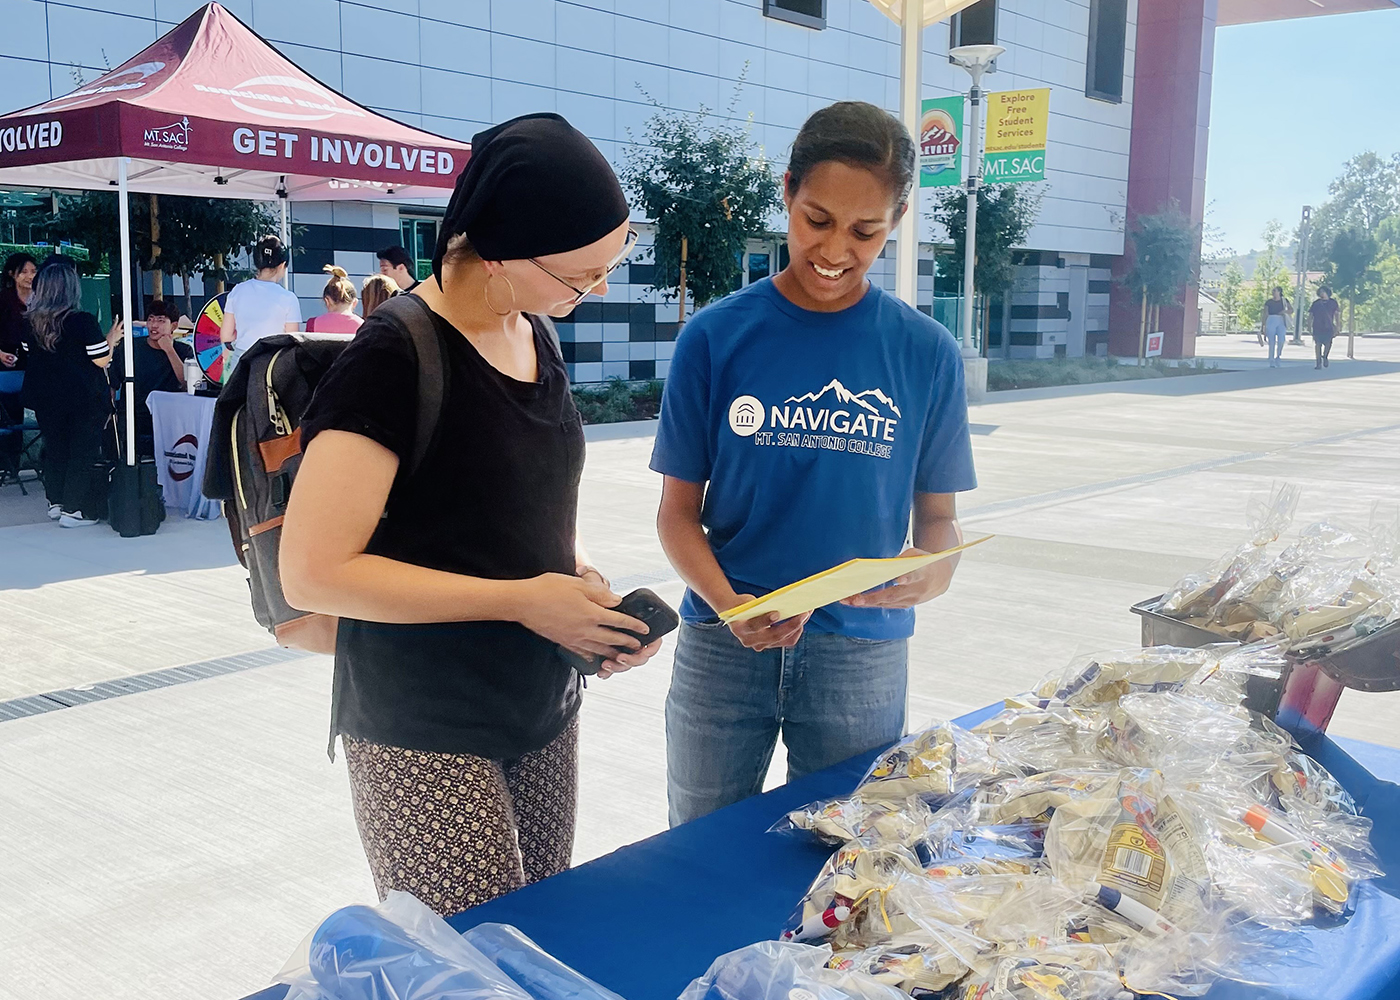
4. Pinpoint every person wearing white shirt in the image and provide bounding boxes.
[219,234,301,367]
